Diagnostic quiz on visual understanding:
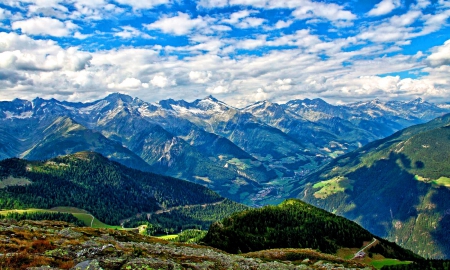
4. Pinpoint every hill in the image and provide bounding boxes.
[0,219,377,270]
[202,199,420,263]
[0,151,247,228]
[293,113,450,258]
